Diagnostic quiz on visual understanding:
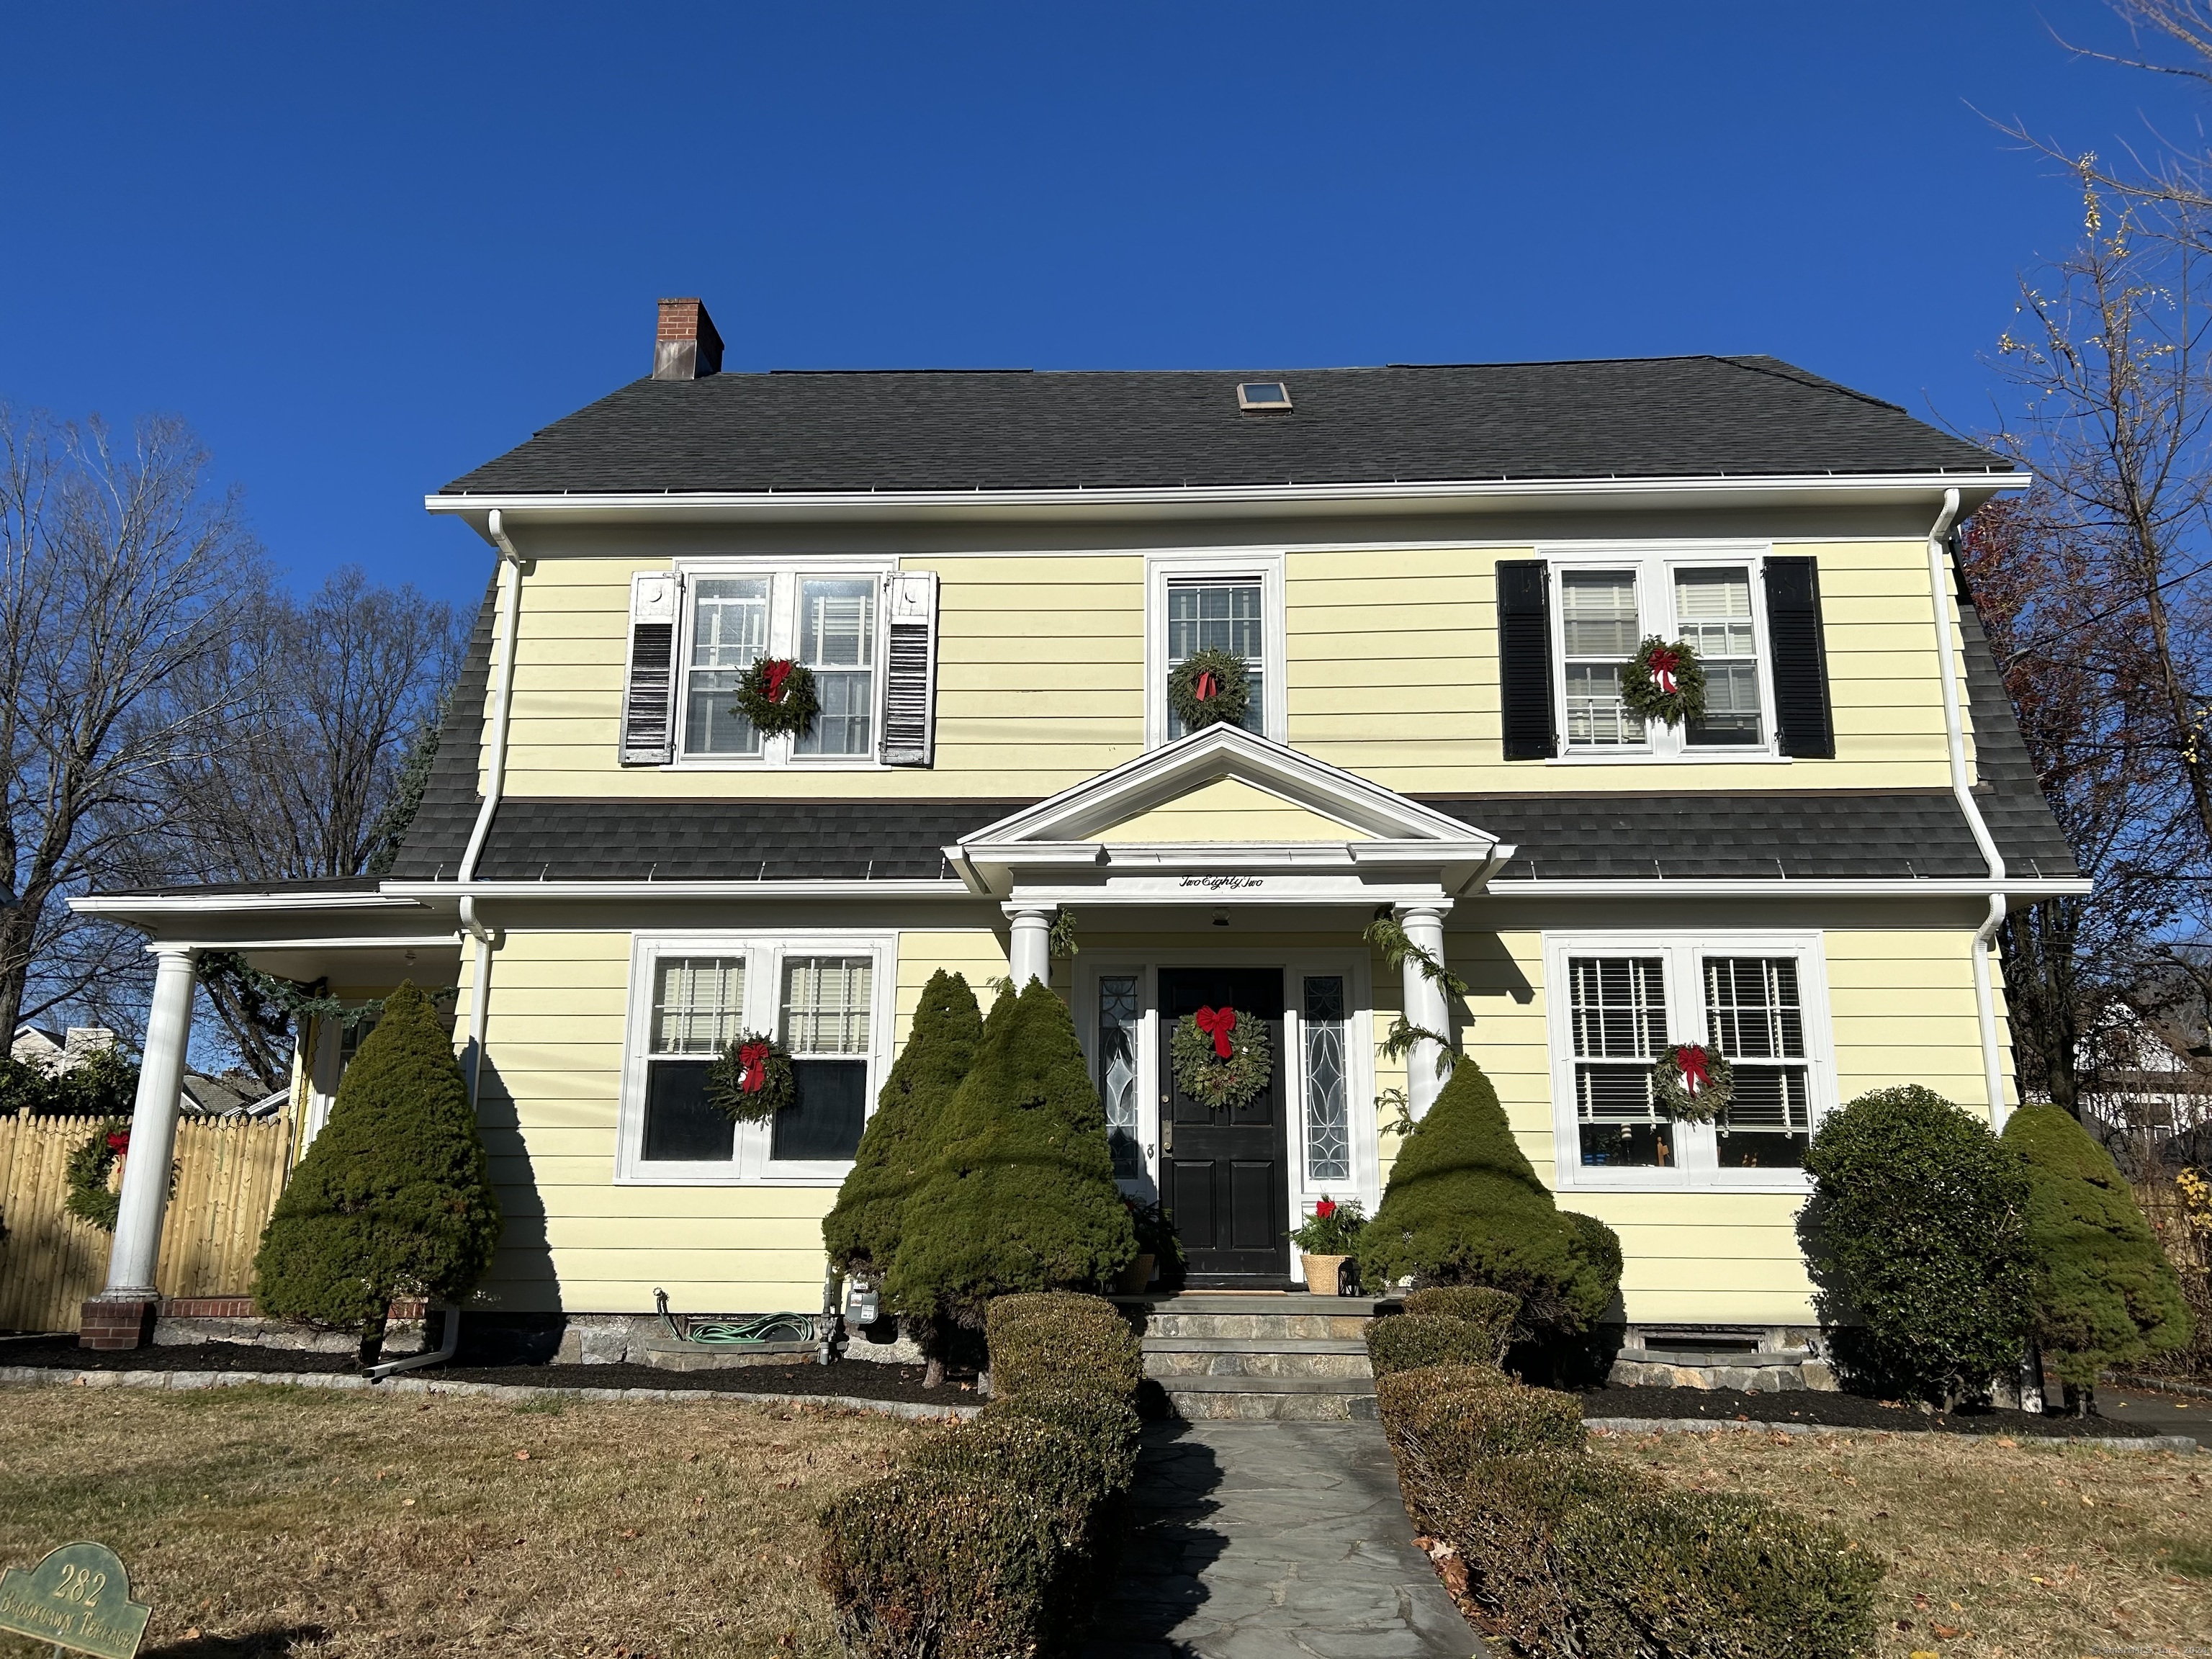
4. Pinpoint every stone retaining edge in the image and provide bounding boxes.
[0,1365,981,1421]
[1586,1415,2203,1452]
